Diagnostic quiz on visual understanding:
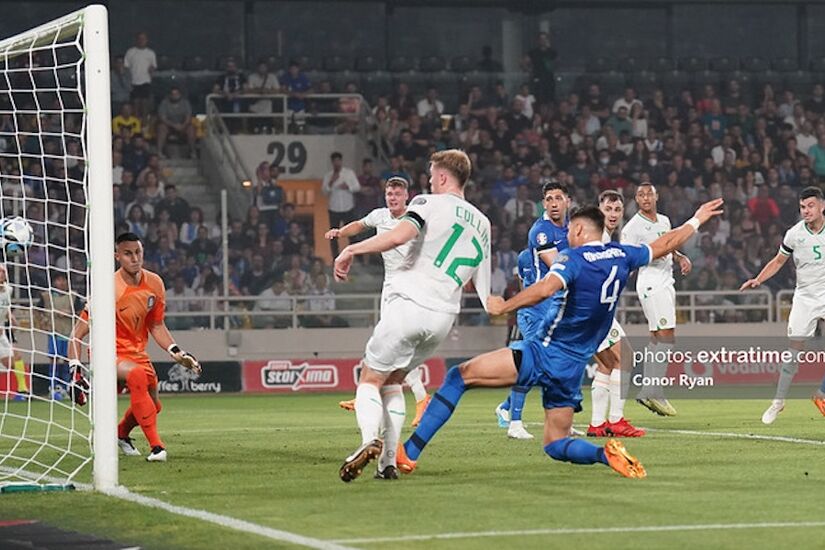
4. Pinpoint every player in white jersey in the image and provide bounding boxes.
[325,177,432,429]
[741,186,825,423]
[621,182,692,417]
[588,190,645,437]
[334,150,491,482]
